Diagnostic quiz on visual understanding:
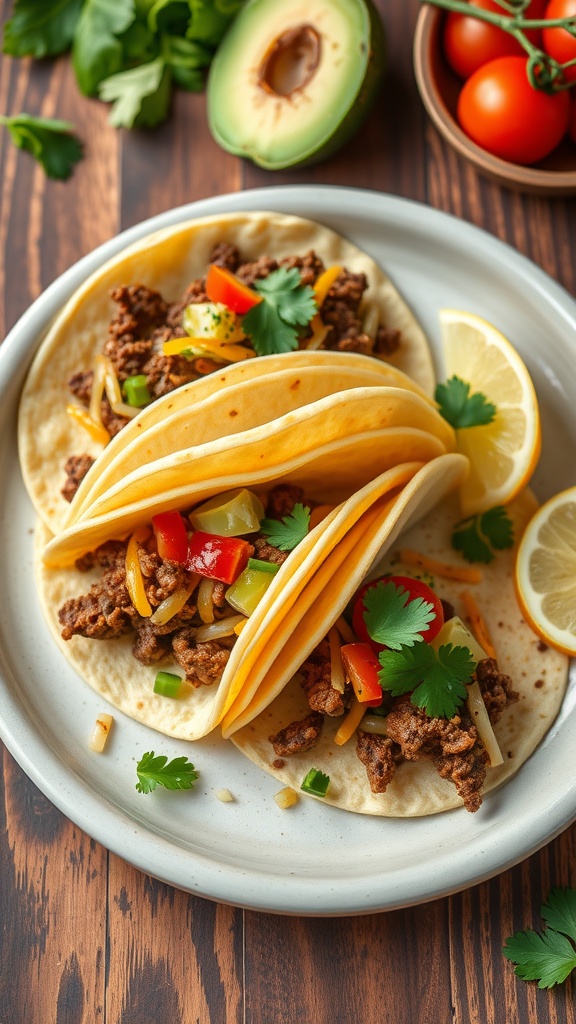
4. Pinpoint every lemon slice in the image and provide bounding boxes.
[515,487,576,655]
[439,309,541,516]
